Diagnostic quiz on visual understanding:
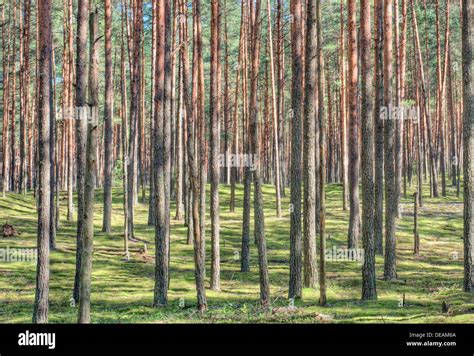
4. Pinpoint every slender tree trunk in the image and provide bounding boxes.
[148,0,158,226]
[289,0,303,300]
[230,11,243,213]
[102,0,113,234]
[384,0,397,281]
[347,0,360,249]
[303,0,318,288]
[66,0,74,221]
[249,0,270,308]
[163,0,173,291]
[78,9,99,324]
[360,0,377,300]
[73,0,89,304]
[374,0,384,255]
[266,0,282,218]
[19,0,31,195]
[32,0,52,324]
[1,5,11,198]
[317,0,327,306]
[174,6,184,221]
[10,3,17,193]
[120,0,129,259]
[462,0,473,293]
[49,44,57,250]
[210,0,221,291]
[394,0,403,218]
[185,0,207,312]
[339,0,348,212]
[240,0,251,273]
[410,0,439,198]
[154,0,169,307]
